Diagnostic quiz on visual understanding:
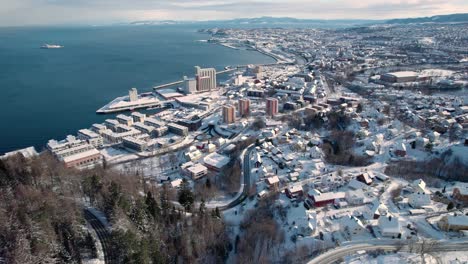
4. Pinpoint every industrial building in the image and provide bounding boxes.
[380,71,418,83]
[129,87,138,102]
[195,66,217,92]
[183,76,197,94]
